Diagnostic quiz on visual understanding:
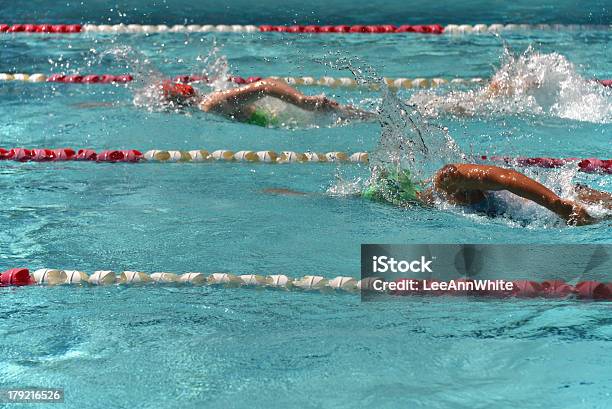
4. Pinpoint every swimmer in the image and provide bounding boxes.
[266,163,612,226]
[408,51,612,121]
[161,78,374,126]
[422,164,606,225]
[407,78,530,118]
